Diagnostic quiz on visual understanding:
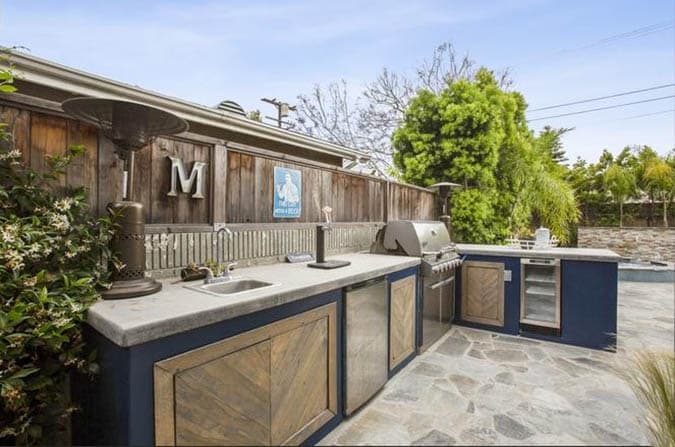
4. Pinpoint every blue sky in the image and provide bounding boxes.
[1,0,673,162]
